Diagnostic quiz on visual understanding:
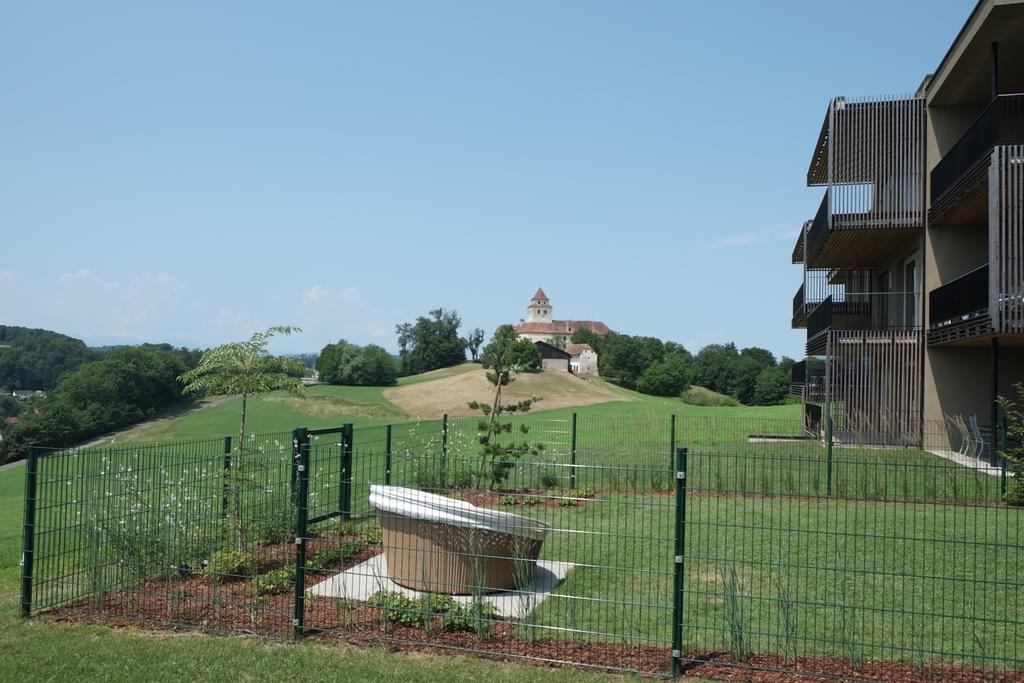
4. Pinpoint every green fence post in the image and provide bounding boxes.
[670,414,677,471]
[440,413,448,487]
[293,427,310,639]
[1000,416,1008,498]
[826,416,834,497]
[340,423,354,520]
[221,436,232,517]
[290,428,302,505]
[671,446,688,676]
[570,413,578,489]
[20,444,39,618]
[385,424,393,486]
